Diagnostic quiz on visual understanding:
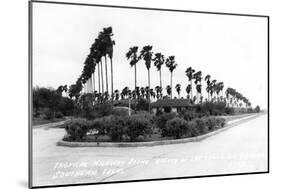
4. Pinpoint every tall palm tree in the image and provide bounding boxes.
[185,67,195,101]
[102,27,115,101]
[112,89,120,101]
[98,29,109,94]
[205,74,211,101]
[211,79,217,102]
[186,84,191,101]
[126,46,139,96]
[140,87,145,98]
[155,86,162,100]
[153,53,165,92]
[165,56,177,99]
[193,71,202,104]
[140,45,153,102]
[175,84,181,98]
[166,85,172,97]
